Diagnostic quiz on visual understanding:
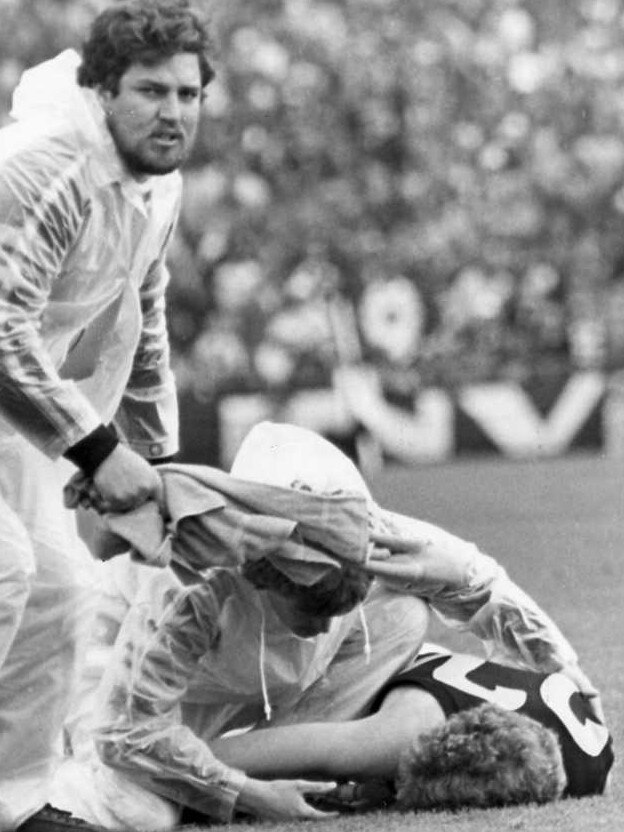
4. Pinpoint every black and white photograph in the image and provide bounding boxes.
[0,2,621,831]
